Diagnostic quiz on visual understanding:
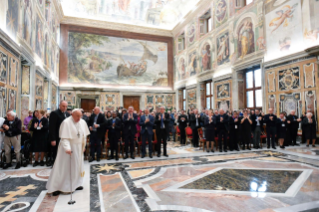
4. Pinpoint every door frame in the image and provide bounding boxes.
[76,93,100,109]
[121,93,143,110]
